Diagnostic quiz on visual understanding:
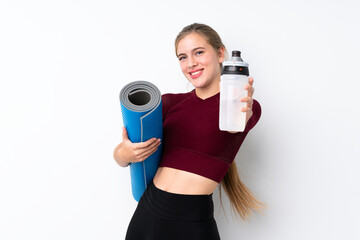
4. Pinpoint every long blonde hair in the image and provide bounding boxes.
[175,23,266,222]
